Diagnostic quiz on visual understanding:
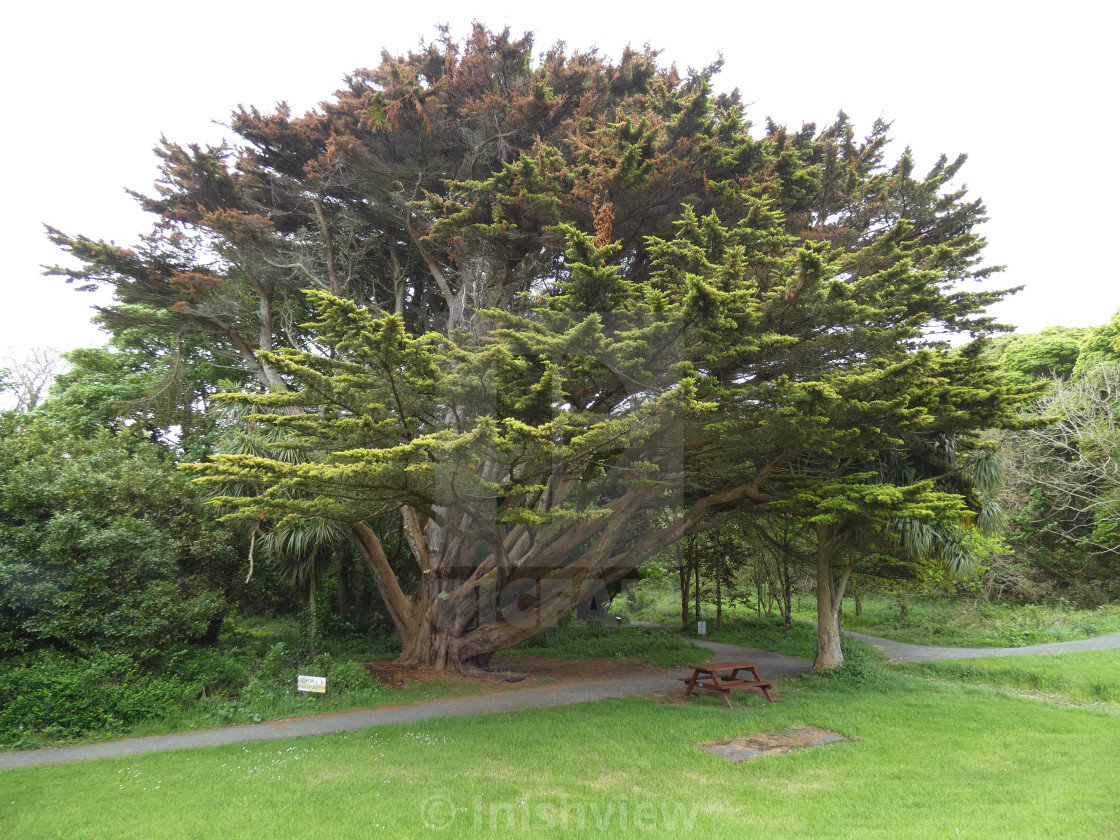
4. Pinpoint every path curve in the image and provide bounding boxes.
[840,627,1120,662]
[636,617,1120,662]
[0,637,809,770]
